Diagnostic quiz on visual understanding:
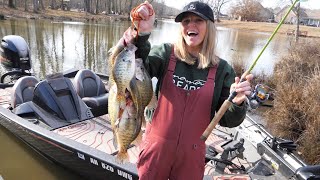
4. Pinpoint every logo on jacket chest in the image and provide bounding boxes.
[173,75,206,90]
